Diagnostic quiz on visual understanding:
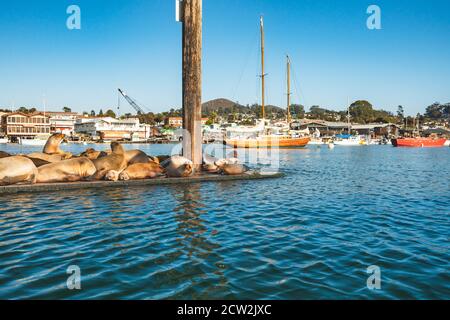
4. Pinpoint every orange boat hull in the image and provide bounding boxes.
[225,137,310,148]
[392,138,447,148]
